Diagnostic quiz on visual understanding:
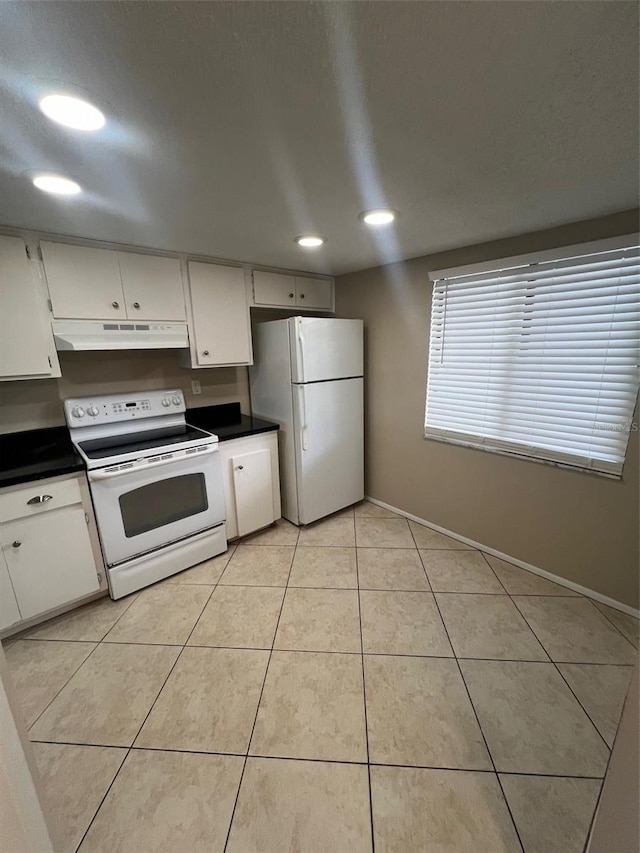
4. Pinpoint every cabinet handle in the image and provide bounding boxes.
[203,350,210,357]
[12,541,21,548]
[112,301,120,309]
[299,293,305,299]
[27,494,53,505]
[289,293,294,299]
[133,302,141,309]
[236,465,244,470]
